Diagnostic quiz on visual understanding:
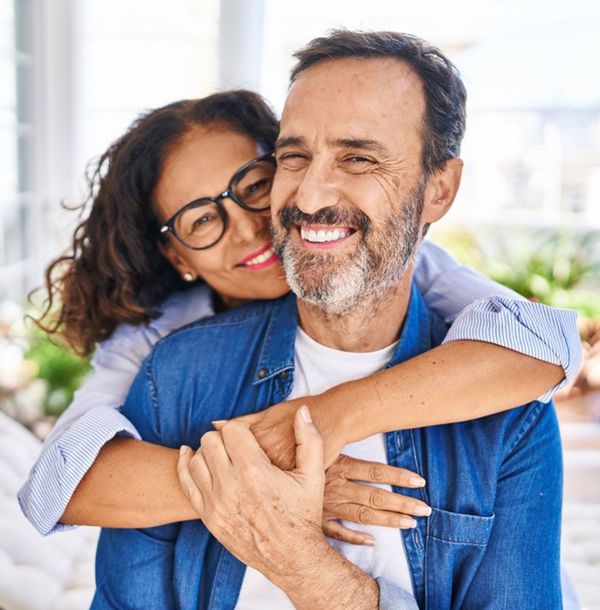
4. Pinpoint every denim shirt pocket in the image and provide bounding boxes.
[424,508,495,610]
